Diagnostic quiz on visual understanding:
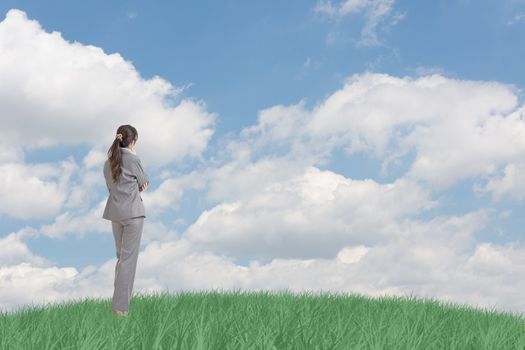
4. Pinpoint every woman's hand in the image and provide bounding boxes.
[139,181,149,192]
